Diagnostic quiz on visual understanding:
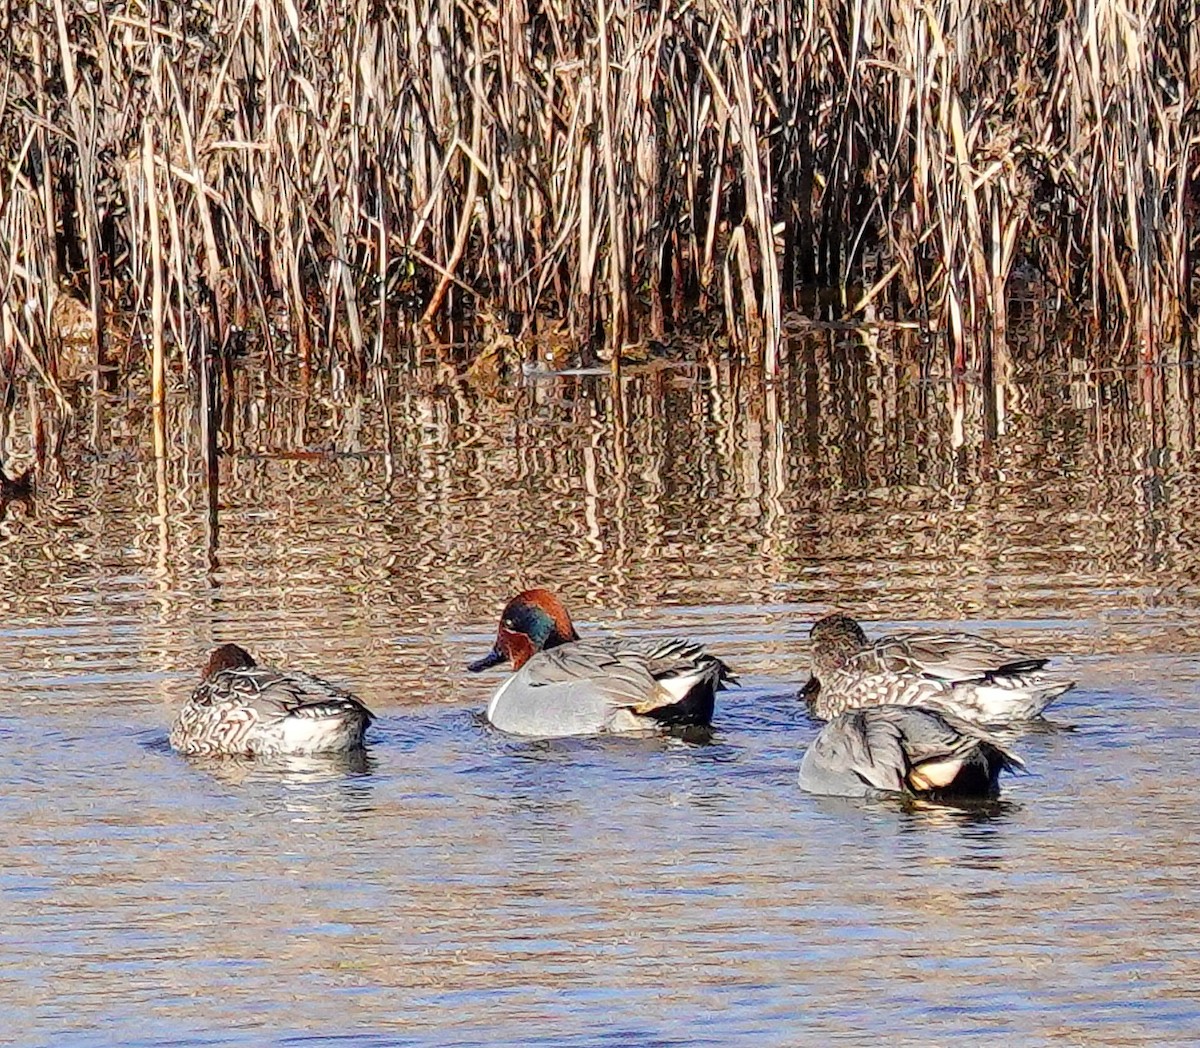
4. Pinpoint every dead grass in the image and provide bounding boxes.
[1,0,1195,394]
